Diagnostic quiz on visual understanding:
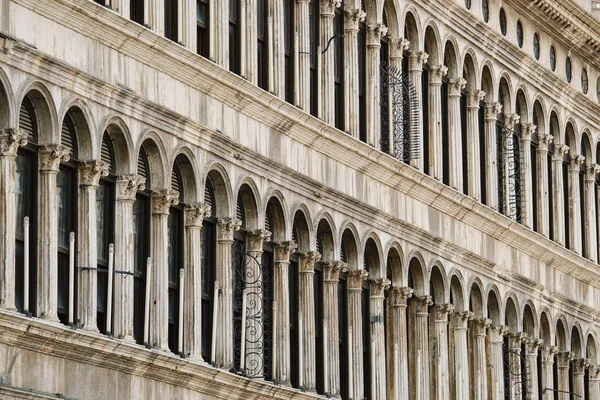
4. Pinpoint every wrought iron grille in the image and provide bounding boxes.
[497,123,522,221]
[503,342,533,400]
[379,61,420,163]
